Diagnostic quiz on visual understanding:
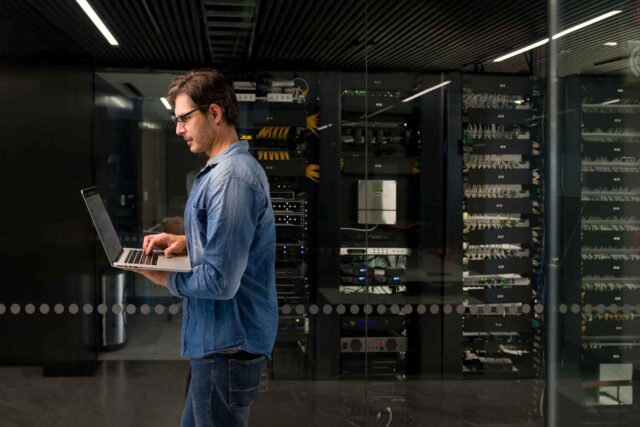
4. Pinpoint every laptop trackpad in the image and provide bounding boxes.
[157,255,191,272]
